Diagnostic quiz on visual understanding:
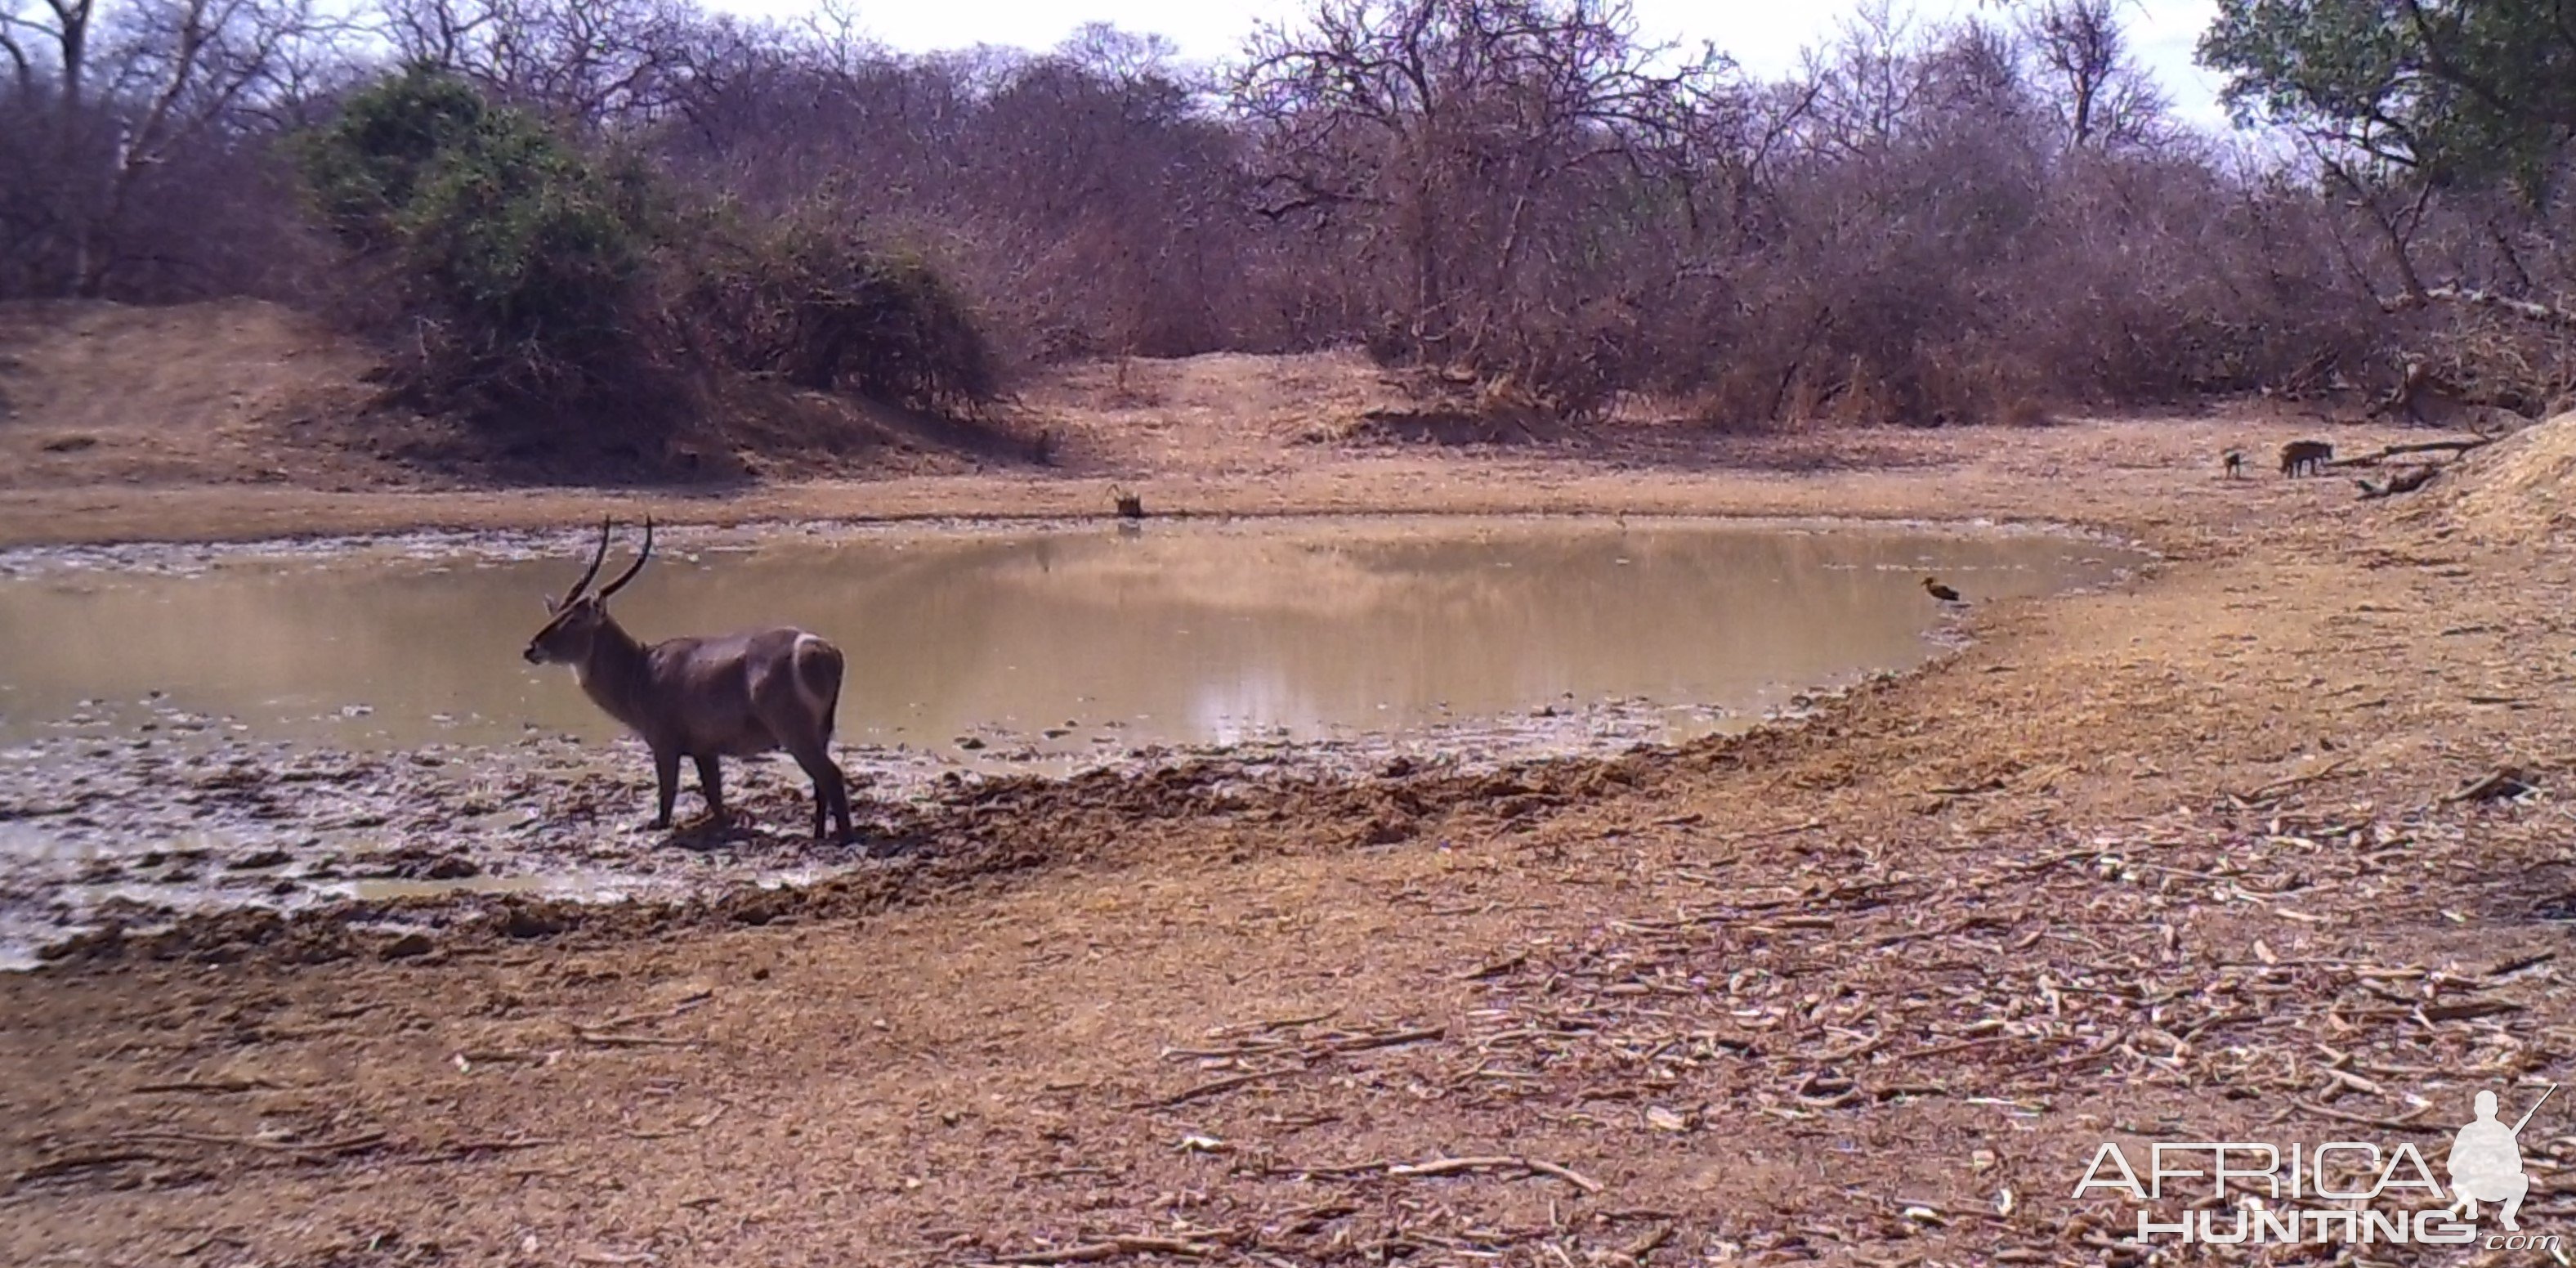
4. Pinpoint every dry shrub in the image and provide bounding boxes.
[678,211,998,417]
